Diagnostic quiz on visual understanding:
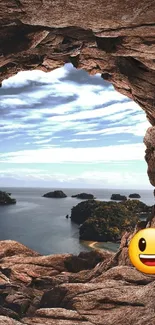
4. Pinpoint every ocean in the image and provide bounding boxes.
[0,187,154,255]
